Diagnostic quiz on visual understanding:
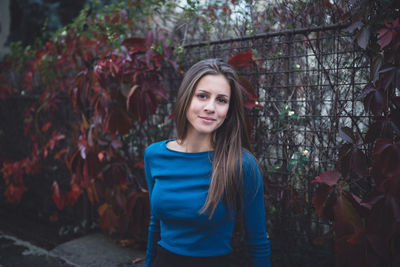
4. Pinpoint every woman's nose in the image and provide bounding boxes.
[204,100,215,112]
